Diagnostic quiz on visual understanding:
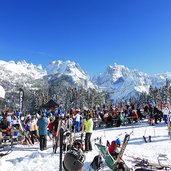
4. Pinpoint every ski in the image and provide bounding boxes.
[115,131,133,170]
[143,136,152,143]
[168,115,171,139]
[68,119,73,147]
[59,127,64,171]
[143,136,147,143]
[18,118,32,145]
